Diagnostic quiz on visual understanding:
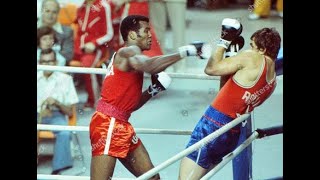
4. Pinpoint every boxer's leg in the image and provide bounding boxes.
[91,155,117,180]
[119,142,160,179]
